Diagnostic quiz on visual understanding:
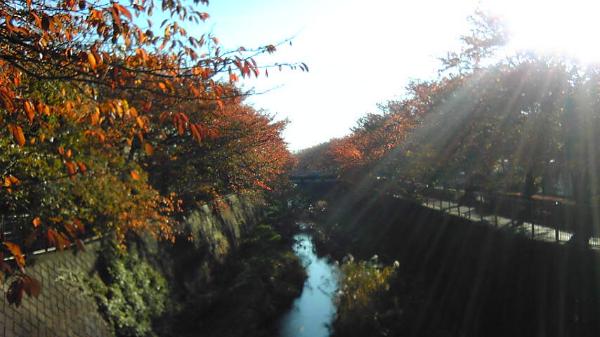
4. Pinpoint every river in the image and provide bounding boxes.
[279,232,339,337]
